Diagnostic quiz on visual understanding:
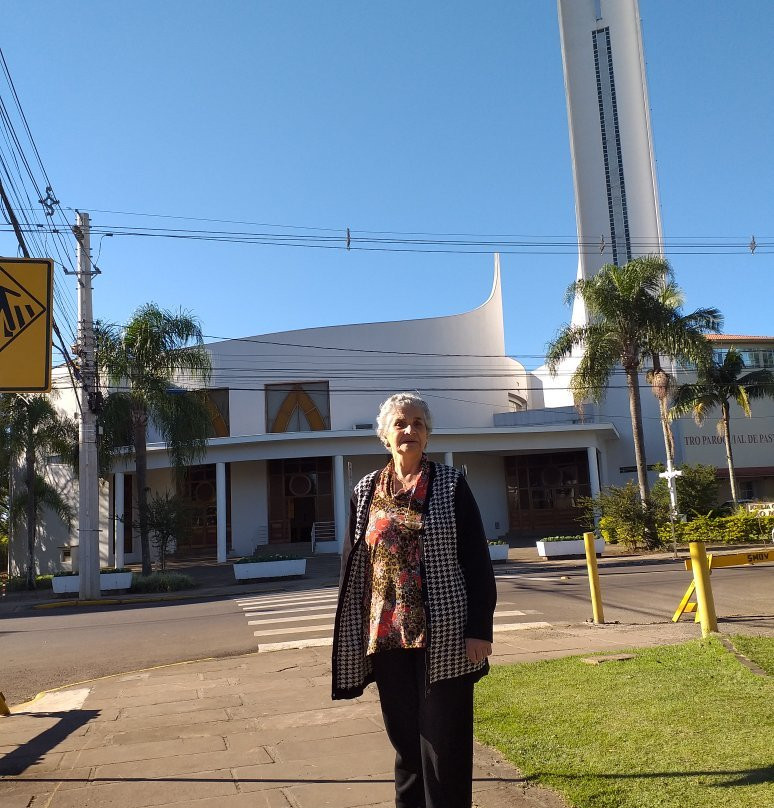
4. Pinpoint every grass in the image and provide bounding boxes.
[730,635,774,675]
[474,637,773,808]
